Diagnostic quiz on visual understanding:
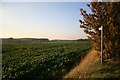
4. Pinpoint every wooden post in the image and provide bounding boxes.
[101,26,103,64]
